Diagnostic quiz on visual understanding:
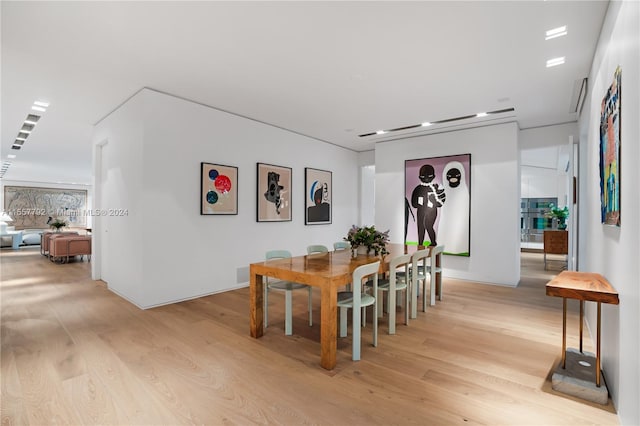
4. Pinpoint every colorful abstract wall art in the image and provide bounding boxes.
[257,163,292,222]
[599,66,621,226]
[200,162,238,215]
[405,154,471,256]
[305,168,332,225]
